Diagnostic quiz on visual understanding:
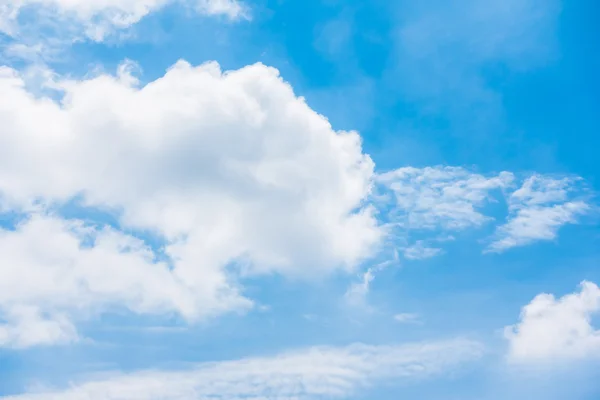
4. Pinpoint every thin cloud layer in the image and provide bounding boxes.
[0,0,247,39]
[0,0,248,61]
[488,175,590,252]
[376,167,592,257]
[376,166,513,231]
[403,240,443,260]
[394,313,420,324]
[1,339,484,400]
[505,281,600,362]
